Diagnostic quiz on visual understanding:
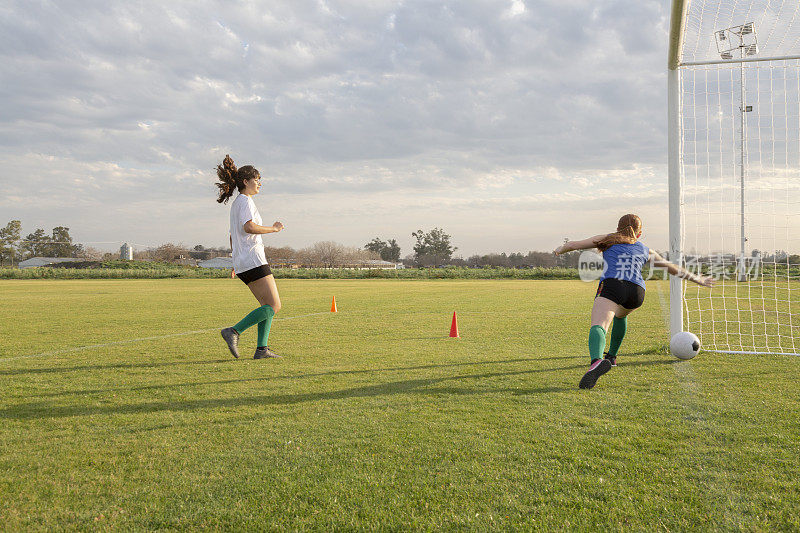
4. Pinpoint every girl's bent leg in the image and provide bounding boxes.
[590,296,620,331]
[247,274,281,313]
[233,304,274,335]
[246,274,281,352]
[587,297,619,363]
[607,316,627,358]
